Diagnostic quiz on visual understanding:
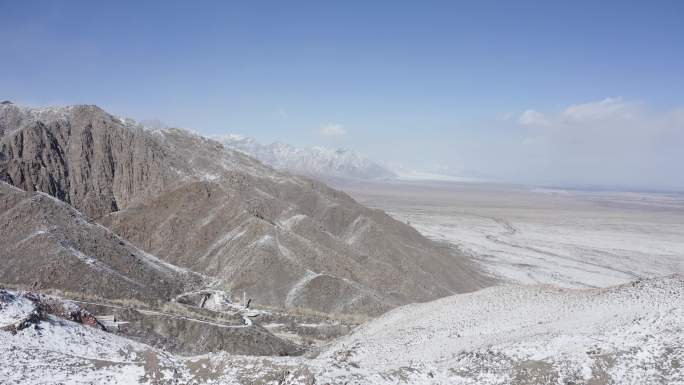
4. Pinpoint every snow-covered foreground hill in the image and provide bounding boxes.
[315,275,683,384]
[2,276,682,384]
